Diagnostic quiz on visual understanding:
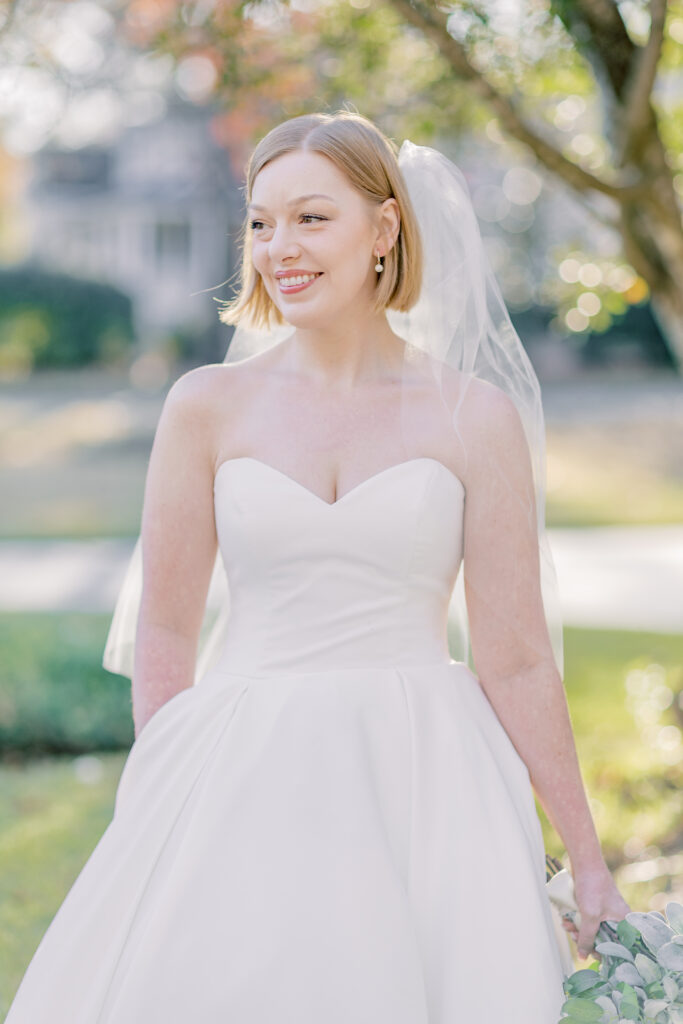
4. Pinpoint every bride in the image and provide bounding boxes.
[7,110,629,1024]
